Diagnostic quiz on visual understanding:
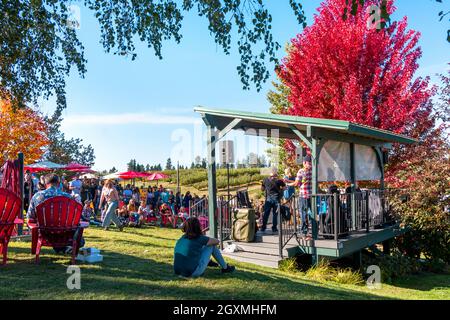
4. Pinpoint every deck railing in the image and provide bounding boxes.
[279,189,399,254]
[212,188,403,257]
[189,198,208,218]
[218,195,238,249]
[278,195,298,258]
